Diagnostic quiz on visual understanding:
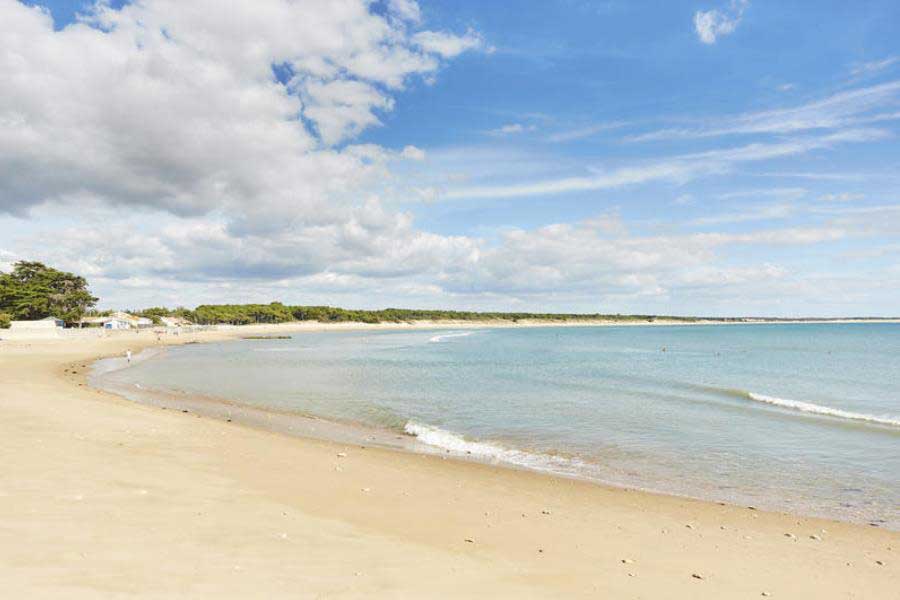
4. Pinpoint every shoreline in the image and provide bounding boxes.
[1,324,897,597]
[89,337,899,531]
